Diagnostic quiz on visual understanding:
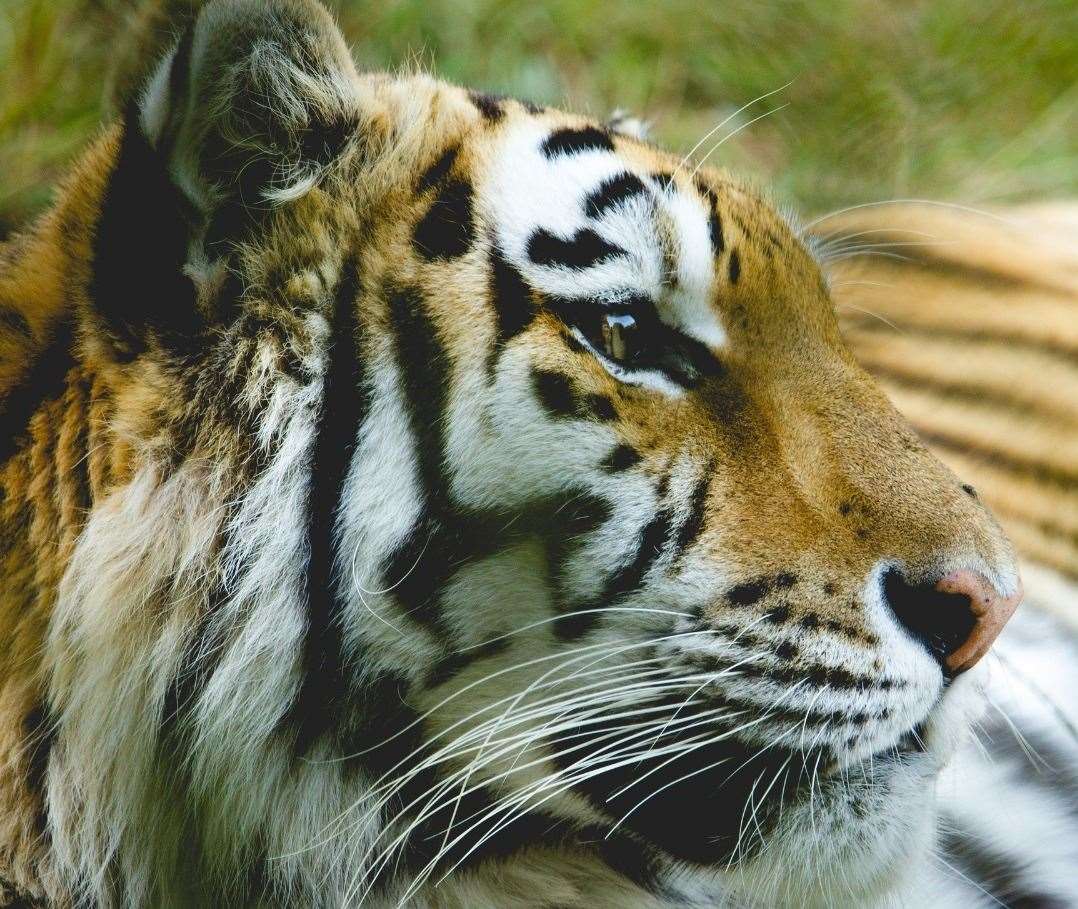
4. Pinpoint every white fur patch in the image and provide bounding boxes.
[479,118,726,390]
